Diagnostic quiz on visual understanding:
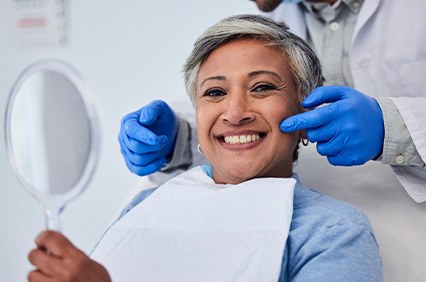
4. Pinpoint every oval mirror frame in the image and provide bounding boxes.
[4,60,100,229]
